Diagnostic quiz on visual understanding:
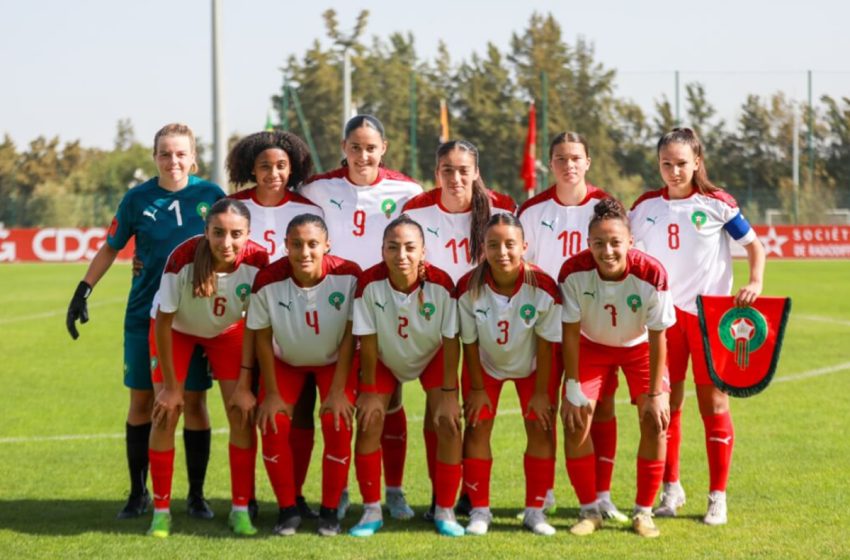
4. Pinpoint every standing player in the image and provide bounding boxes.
[559,198,674,538]
[456,213,561,536]
[251,214,360,537]
[348,215,462,537]
[66,123,224,520]
[629,128,765,525]
[146,198,269,538]
[518,132,625,521]
[299,115,423,519]
[226,130,323,520]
